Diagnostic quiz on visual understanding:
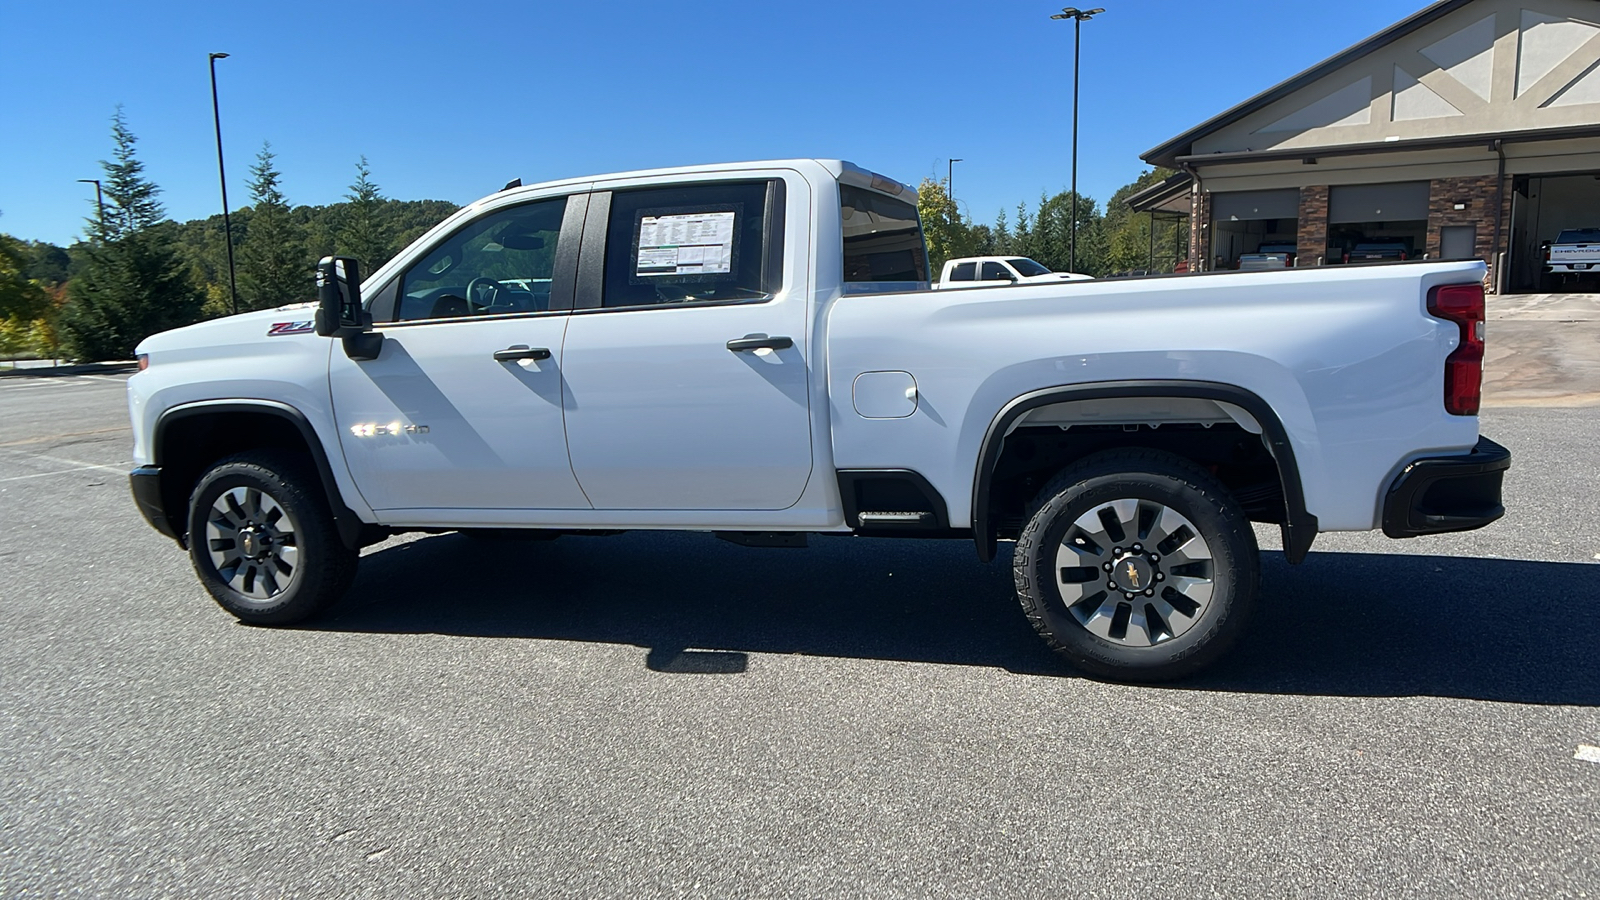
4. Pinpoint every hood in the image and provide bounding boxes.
[135,303,320,356]
[1021,272,1094,283]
